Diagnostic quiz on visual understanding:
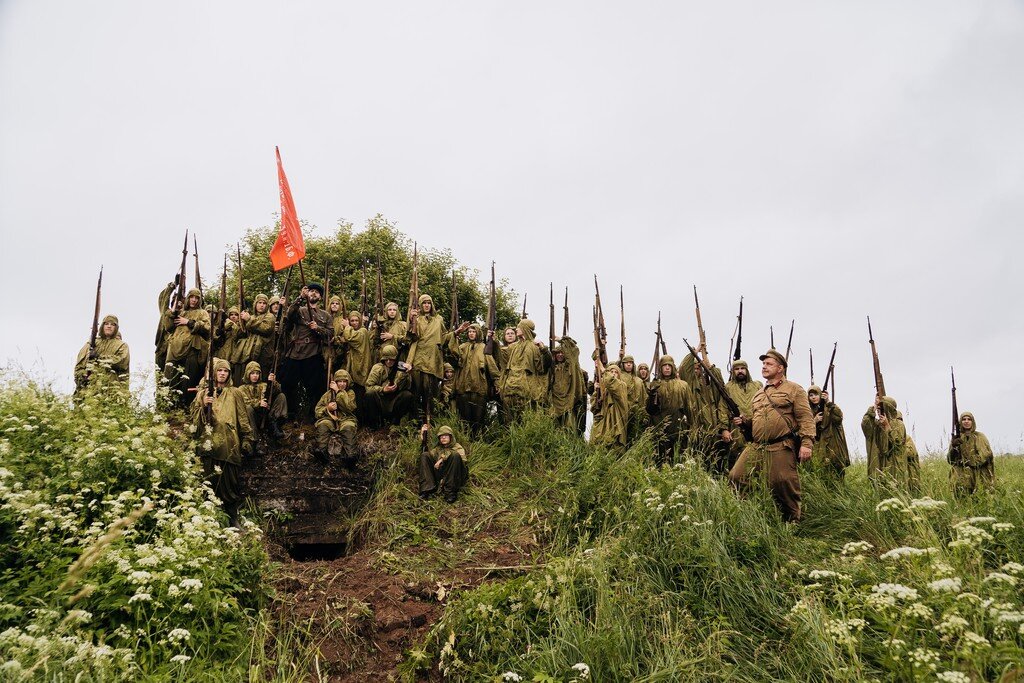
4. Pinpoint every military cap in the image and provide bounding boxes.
[306,282,324,294]
[759,349,788,369]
